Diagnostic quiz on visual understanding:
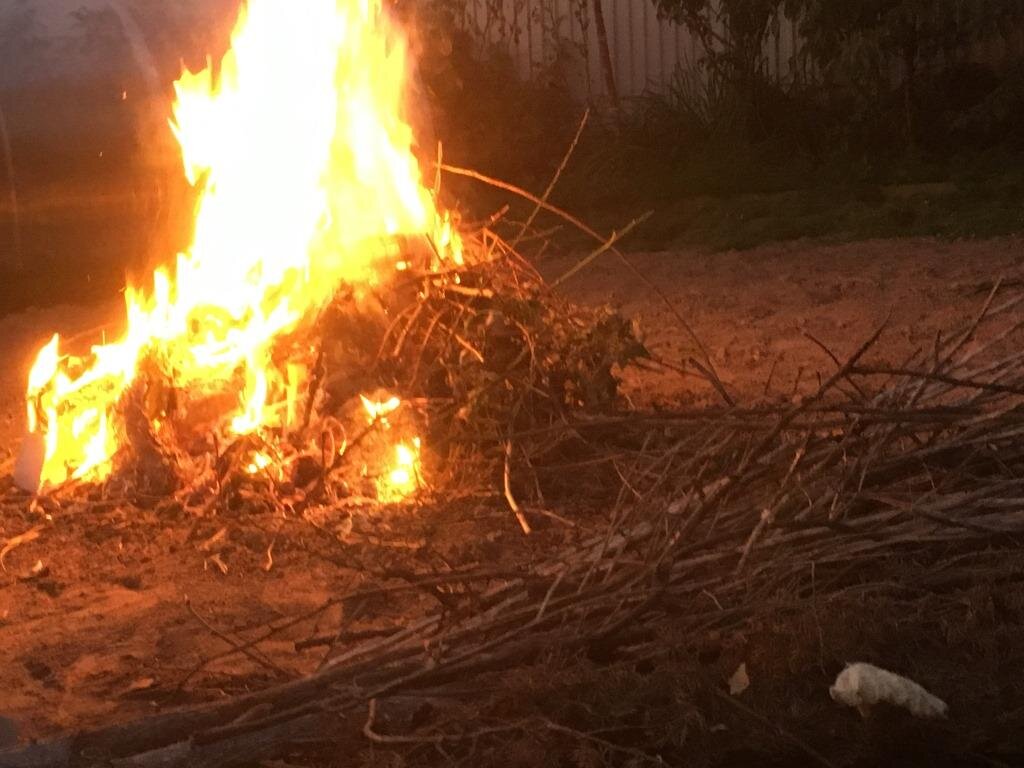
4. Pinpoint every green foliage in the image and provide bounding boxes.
[785,0,1024,145]
[403,0,1024,253]
[648,0,1024,148]
[653,0,781,73]
[952,59,1024,147]
[788,0,1024,76]
[650,0,784,143]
